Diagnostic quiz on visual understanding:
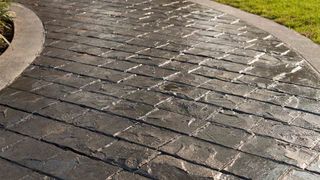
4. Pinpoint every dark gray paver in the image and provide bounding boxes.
[117,123,179,148]
[1,0,320,178]
[161,136,239,170]
[195,123,252,149]
[0,158,50,180]
[95,140,159,171]
[225,152,290,180]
